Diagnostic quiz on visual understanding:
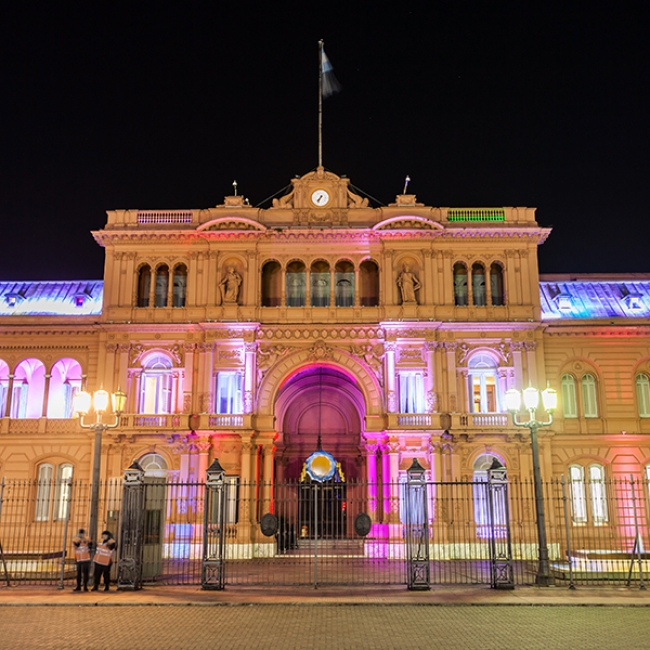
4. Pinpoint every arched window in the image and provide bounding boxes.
[490,262,505,306]
[0,359,9,418]
[286,261,306,307]
[155,265,169,308]
[561,374,578,418]
[453,263,468,306]
[359,260,379,307]
[261,261,282,307]
[472,263,486,306]
[581,374,599,418]
[472,454,507,537]
[172,264,187,308]
[12,359,46,418]
[137,265,151,307]
[139,354,174,414]
[47,359,82,418]
[36,462,73,521]
[310,260,330,307]
[468,354,500,413]
[138,453,169,478]
[335,260,354,307]
[636,374,650,418]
